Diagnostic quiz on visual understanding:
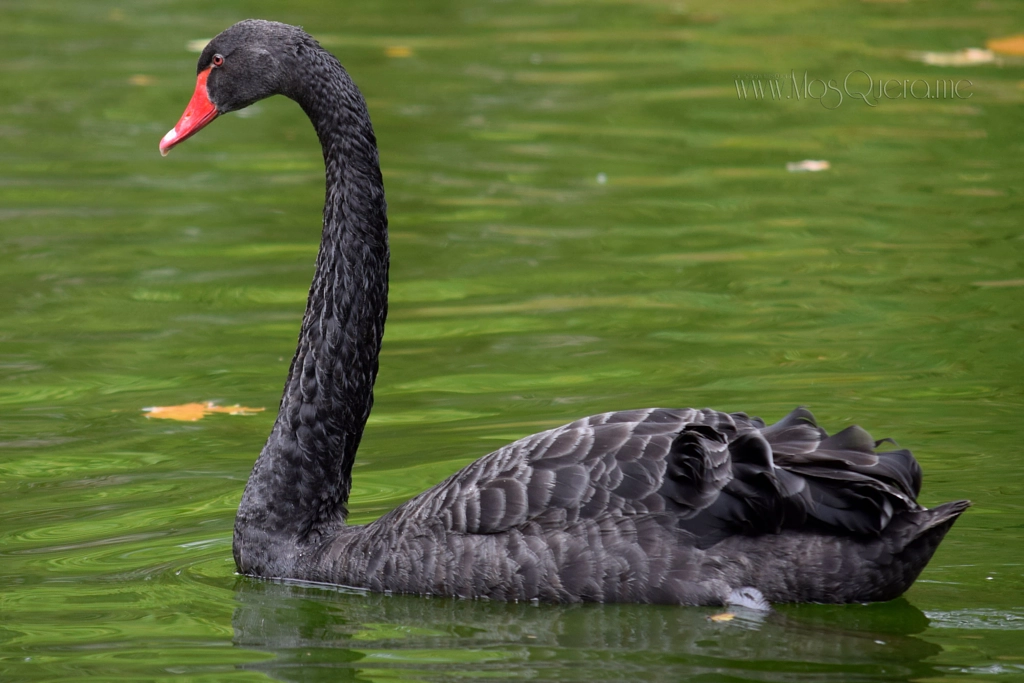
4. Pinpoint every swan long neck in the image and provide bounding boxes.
[234,43,388,573]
